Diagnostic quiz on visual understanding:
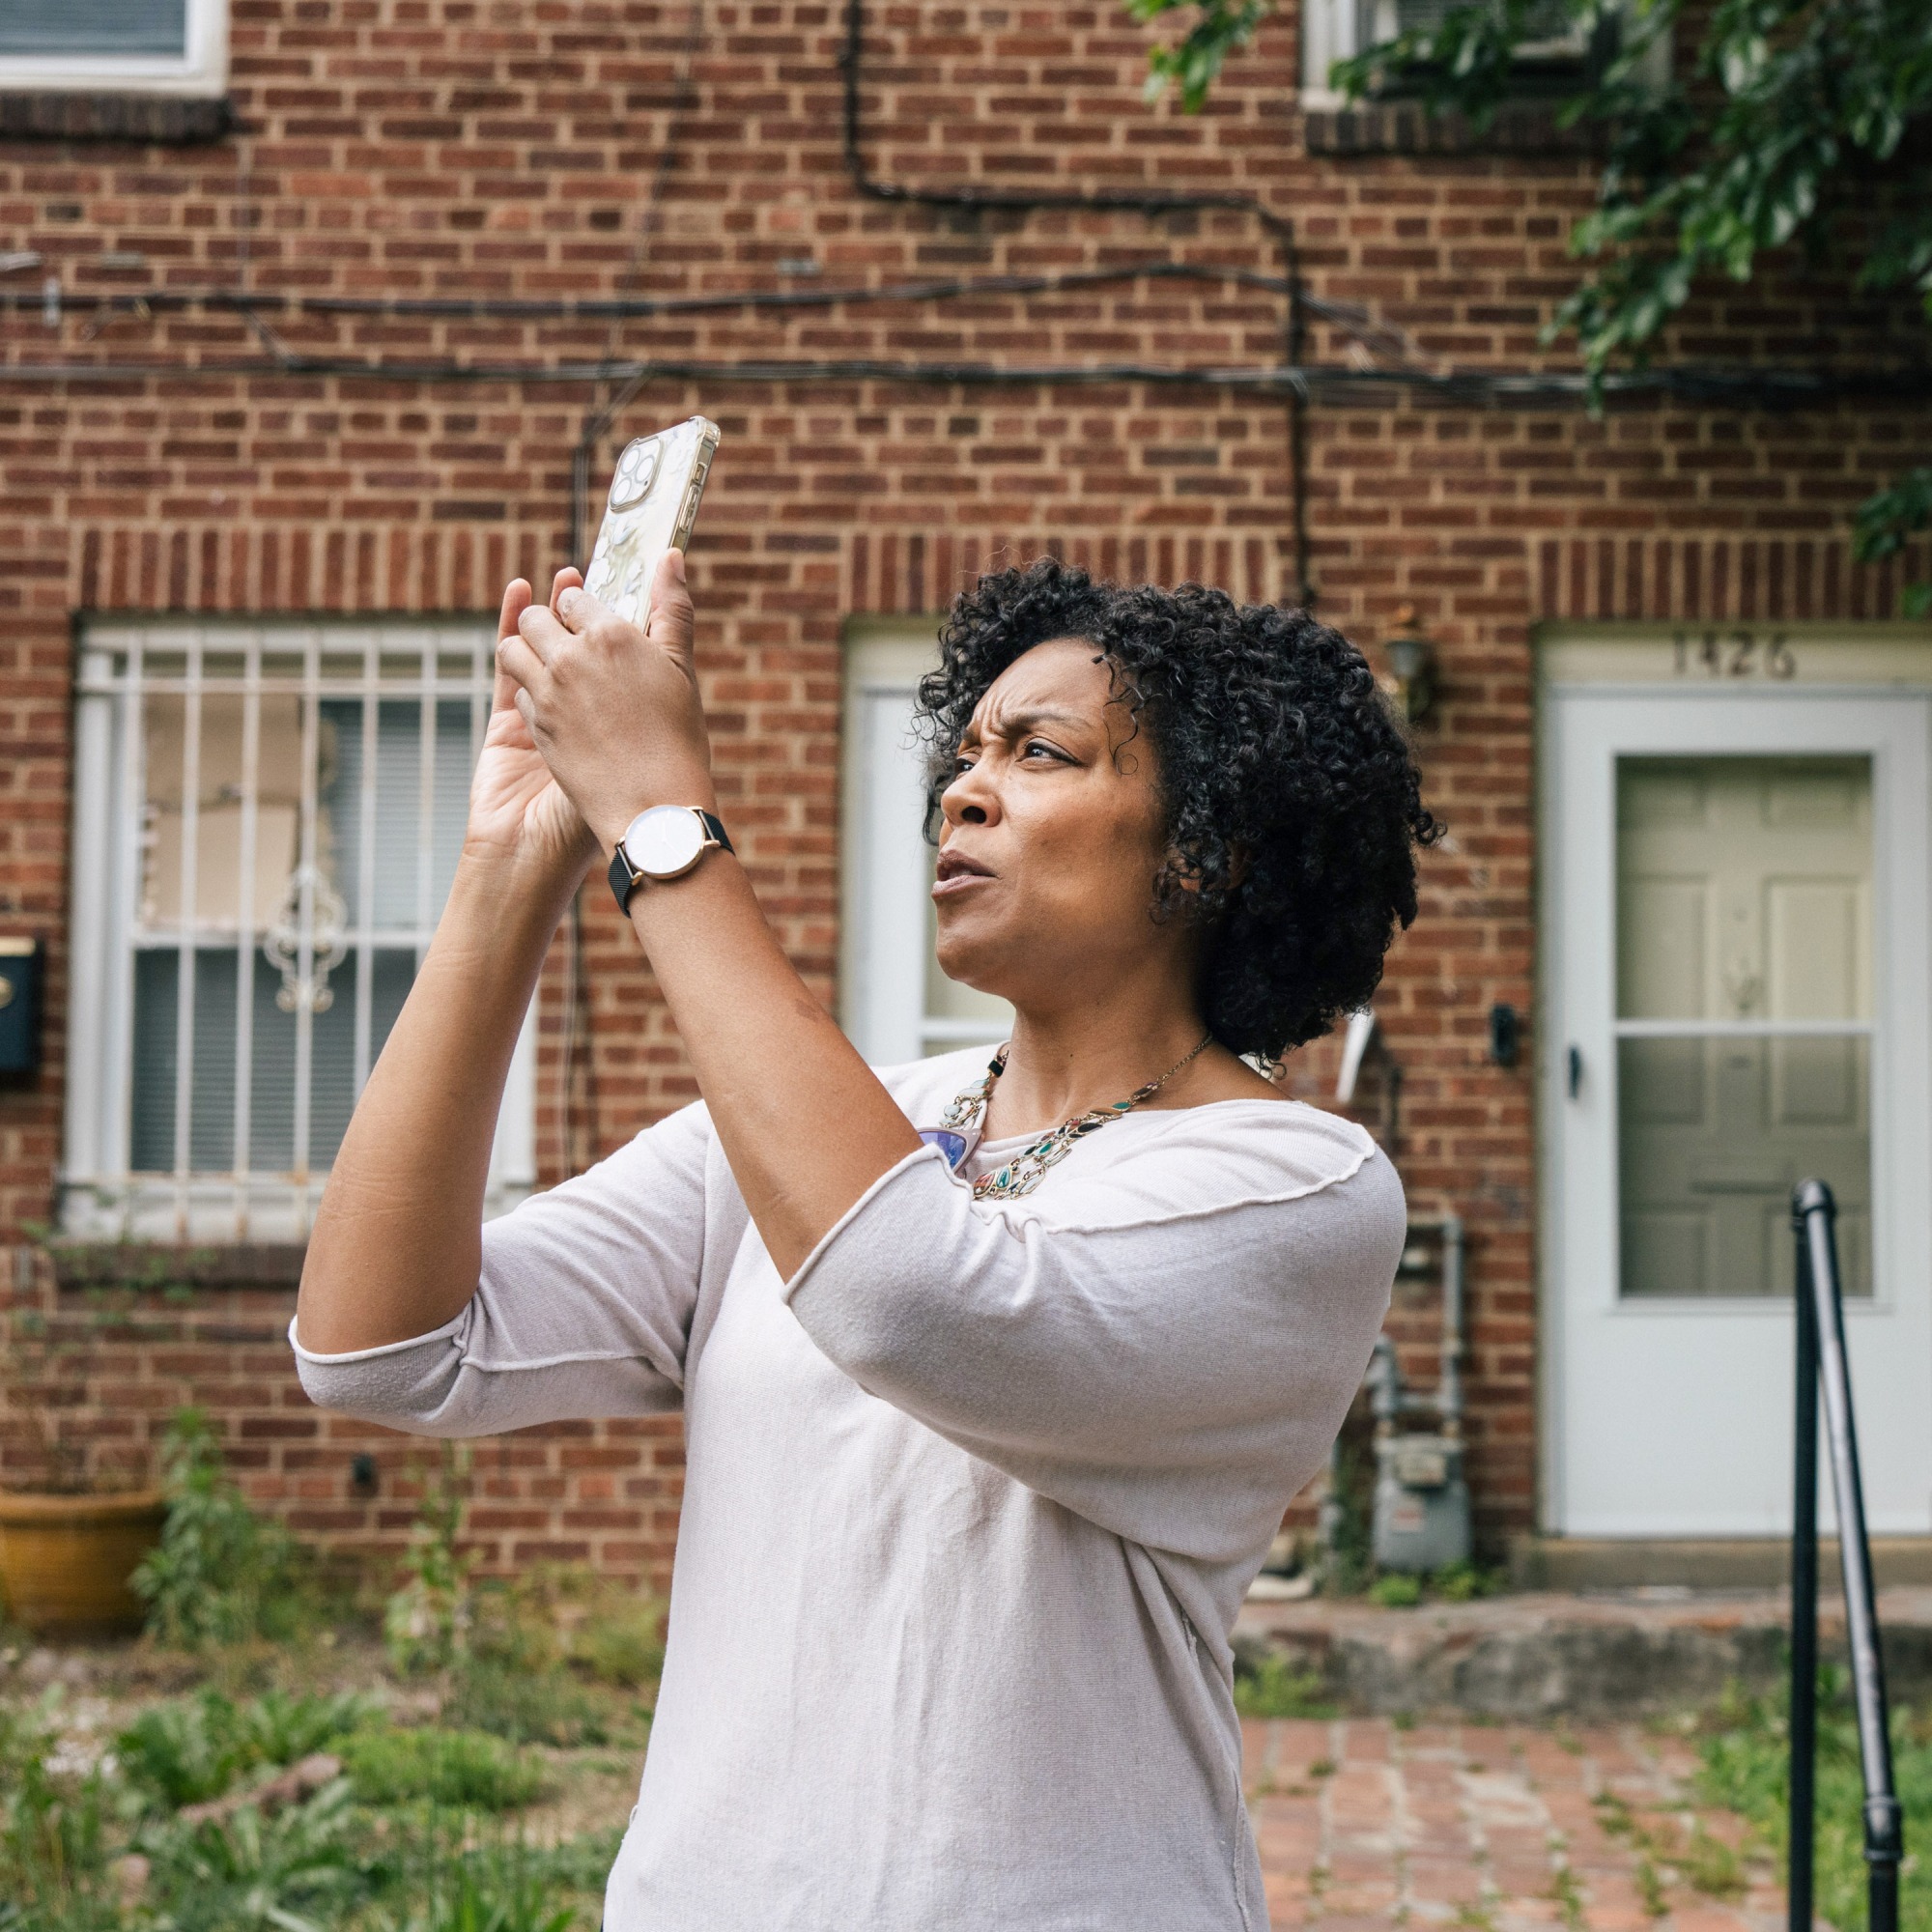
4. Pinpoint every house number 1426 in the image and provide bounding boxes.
[1672,629,1799,678]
